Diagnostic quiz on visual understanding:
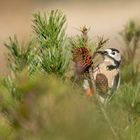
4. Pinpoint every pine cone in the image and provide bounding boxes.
[72,47,93,74]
